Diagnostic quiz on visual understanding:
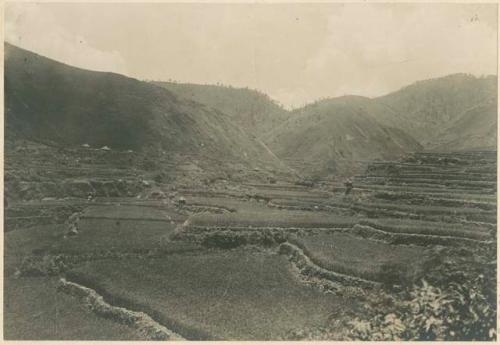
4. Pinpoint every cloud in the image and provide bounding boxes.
[298,4,497,106]
[5,3,128,75]
[4,3,496,109]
